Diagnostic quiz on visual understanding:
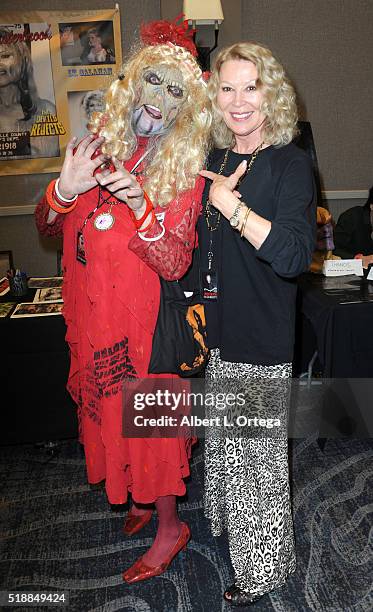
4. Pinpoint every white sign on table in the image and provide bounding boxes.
[322,259,363,277]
